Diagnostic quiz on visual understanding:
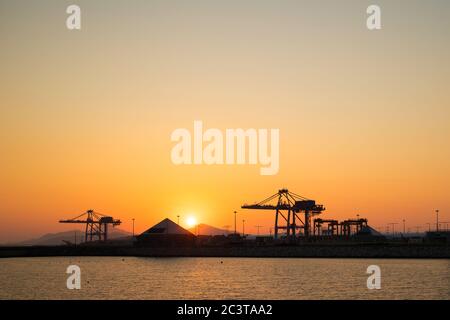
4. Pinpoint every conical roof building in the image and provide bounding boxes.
[141,218,194,235]
[137,218,195,247]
